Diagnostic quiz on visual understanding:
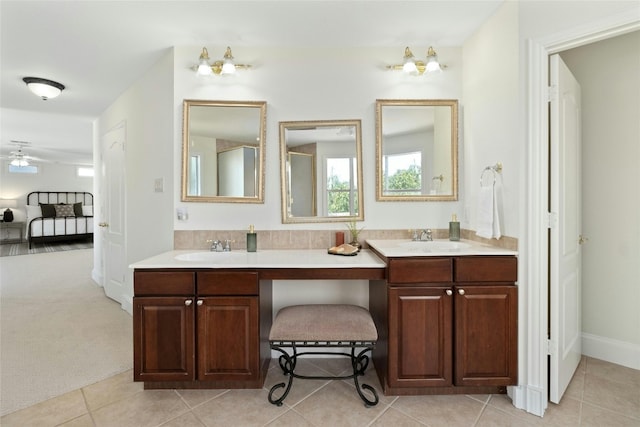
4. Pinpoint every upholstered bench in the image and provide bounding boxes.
[268,304,379,407]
